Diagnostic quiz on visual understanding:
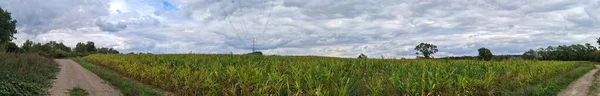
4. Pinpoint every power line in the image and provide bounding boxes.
[258,0,274,47]
[216,0,246,48]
